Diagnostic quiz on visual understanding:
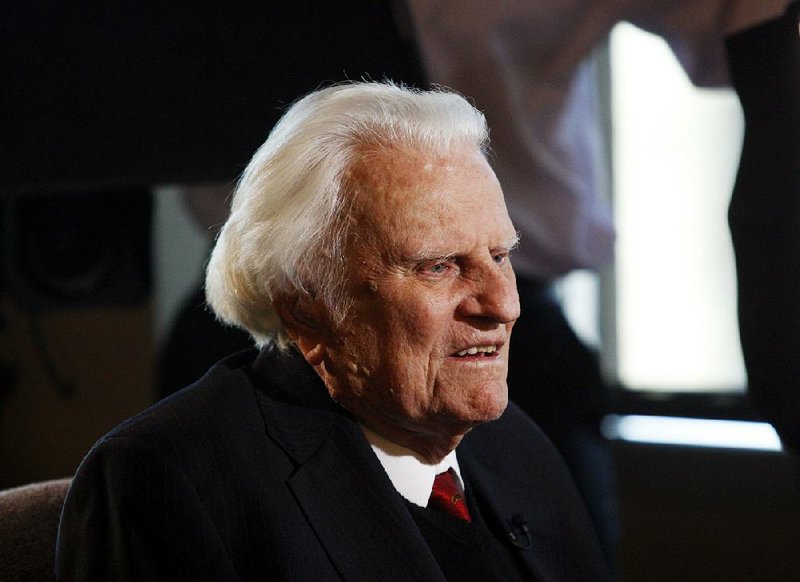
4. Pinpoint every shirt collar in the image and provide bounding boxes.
[361,425,465,507]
